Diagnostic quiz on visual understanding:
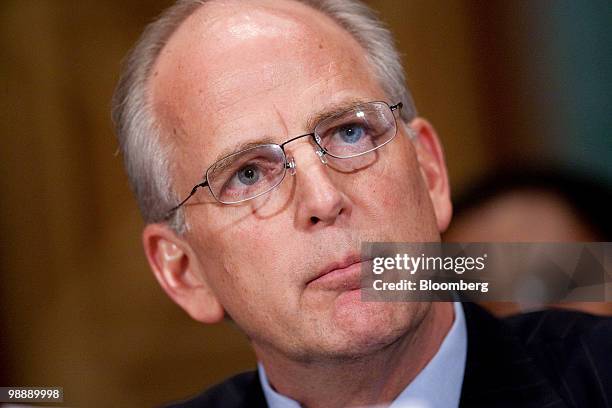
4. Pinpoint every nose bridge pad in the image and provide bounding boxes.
[314,146,328,165]
[286,156,297,176]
